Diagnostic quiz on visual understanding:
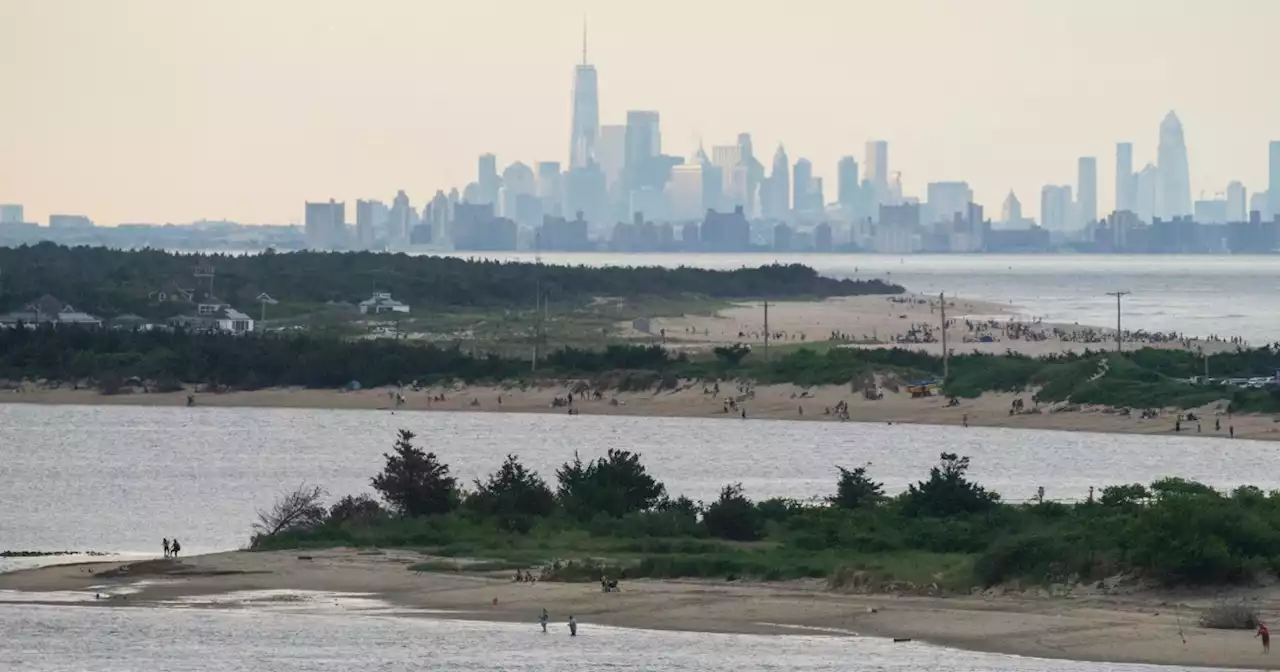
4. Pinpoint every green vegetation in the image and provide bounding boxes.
[3,324,1277,412]
[253,433,1280,590]
[0,244,900,319]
